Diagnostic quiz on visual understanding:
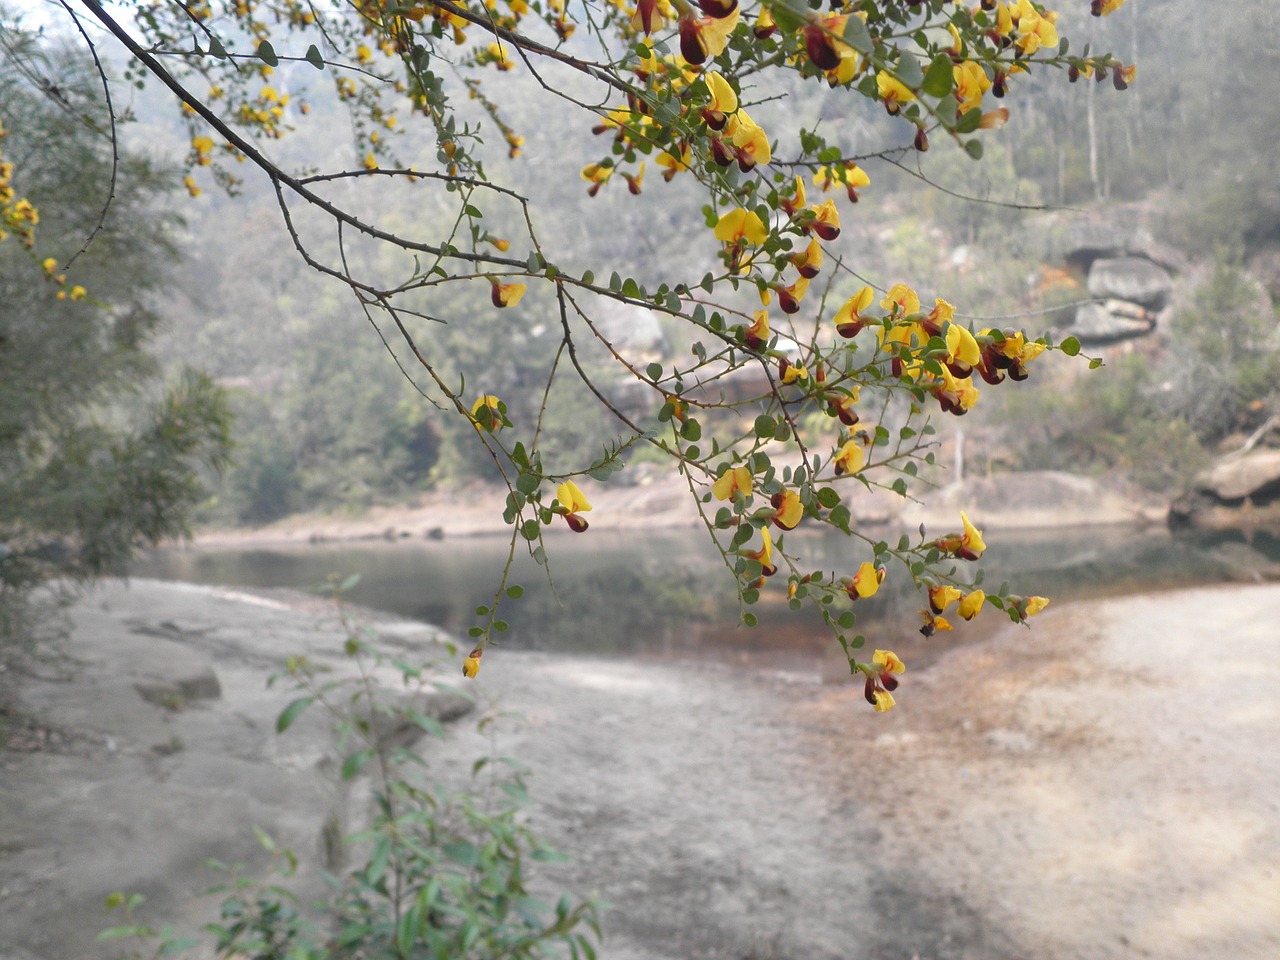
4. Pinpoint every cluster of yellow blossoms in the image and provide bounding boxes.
[0,121,39,247]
